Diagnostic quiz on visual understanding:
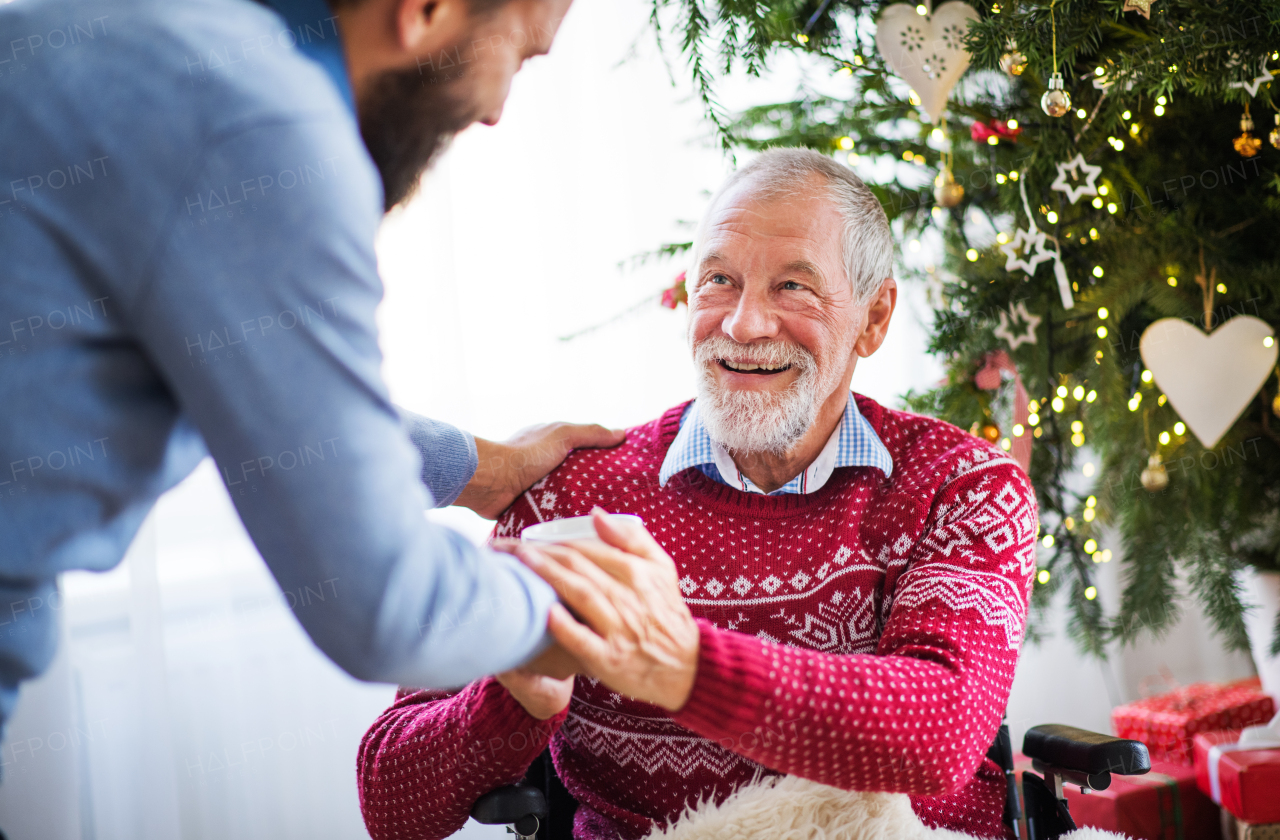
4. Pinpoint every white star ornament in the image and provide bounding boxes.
[999,228,1054,275]
[994,301,1042,349]
[1050,153,1102,204]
